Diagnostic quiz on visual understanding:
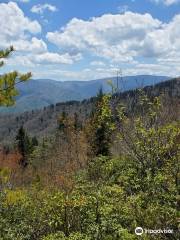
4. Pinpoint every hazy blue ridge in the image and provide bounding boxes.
[0,75,169,113]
